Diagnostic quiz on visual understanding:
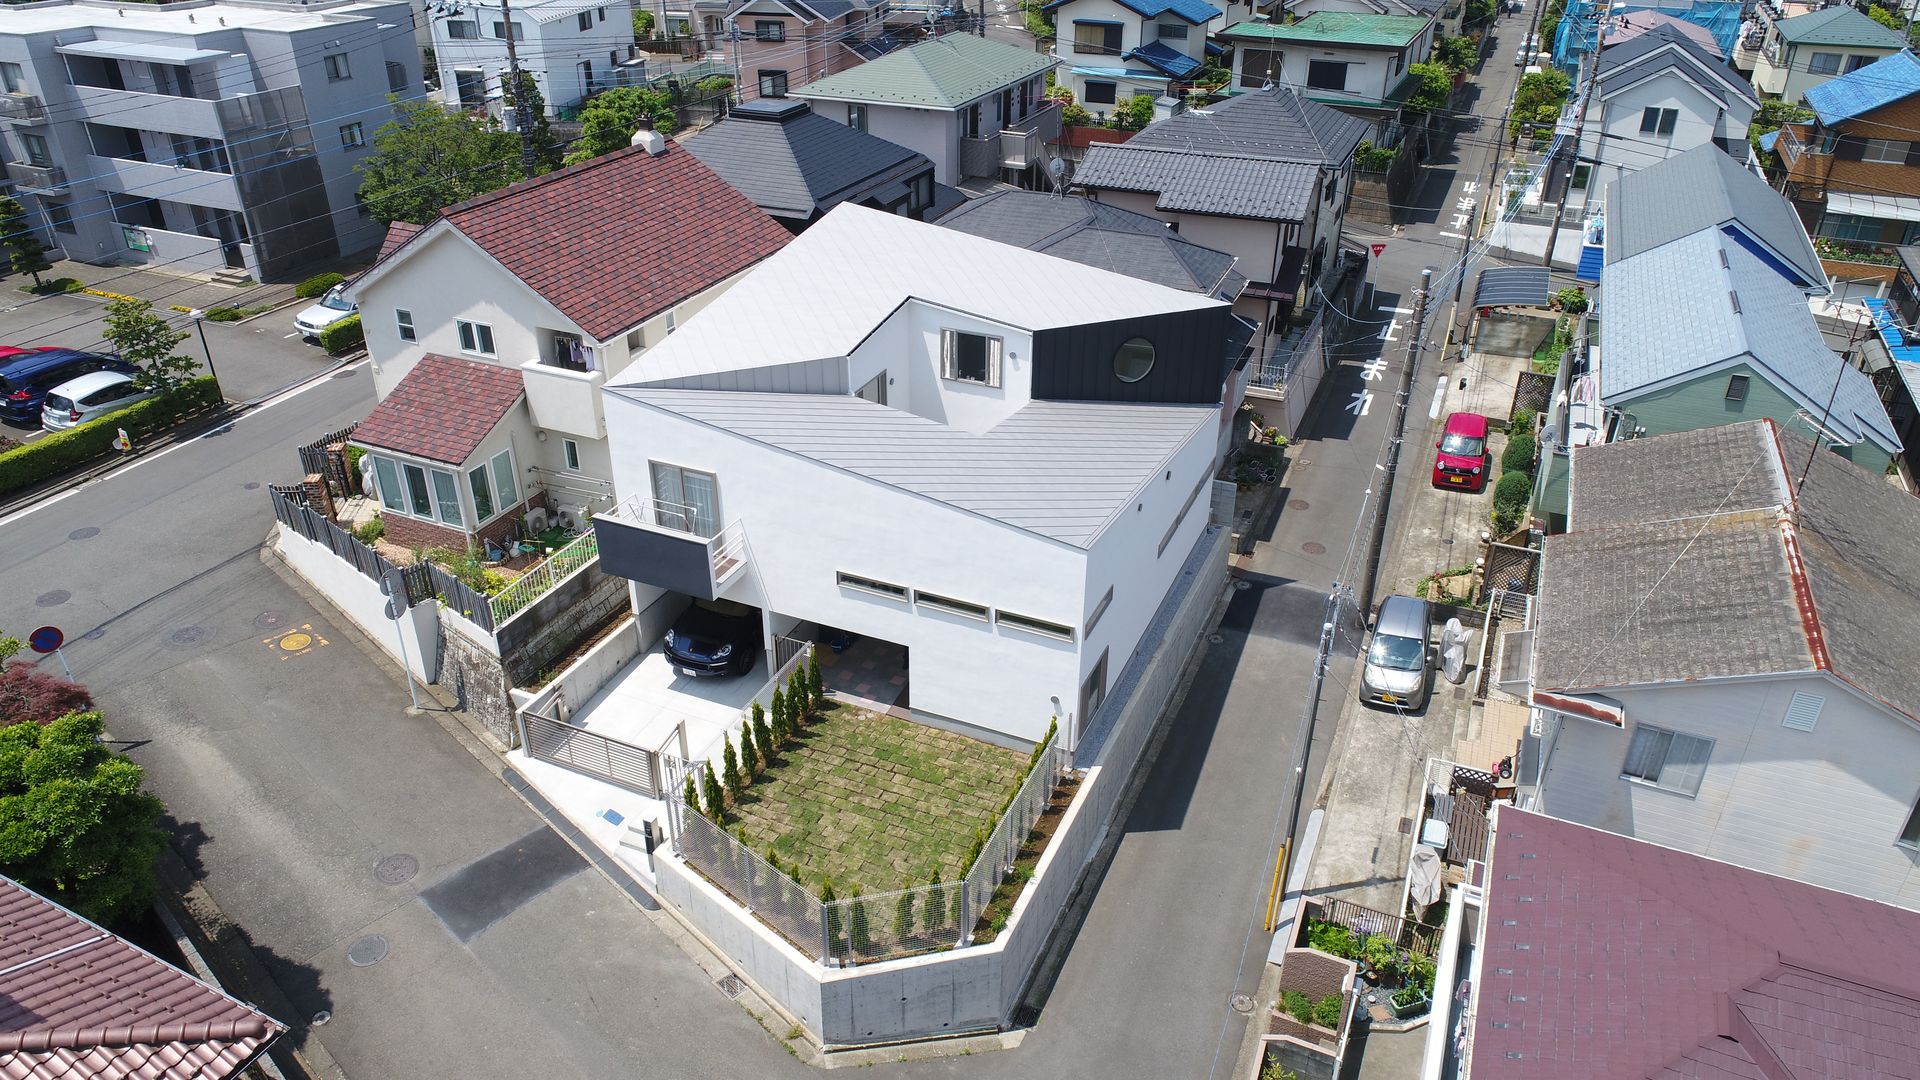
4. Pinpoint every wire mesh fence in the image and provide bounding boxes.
[671,728,1071,965]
